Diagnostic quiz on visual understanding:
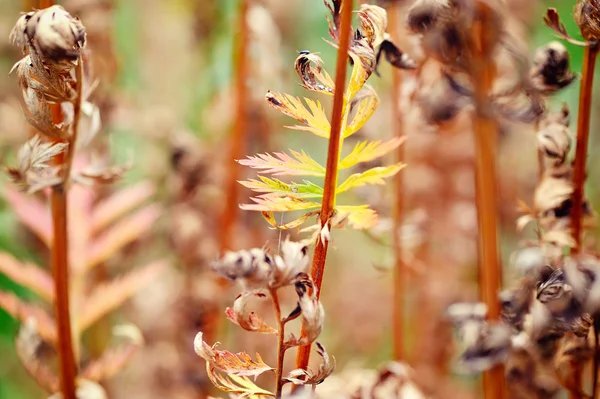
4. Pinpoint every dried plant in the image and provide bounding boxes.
[1,4,166,398]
